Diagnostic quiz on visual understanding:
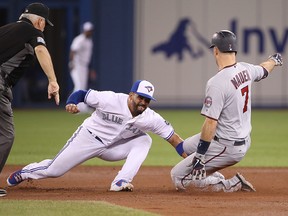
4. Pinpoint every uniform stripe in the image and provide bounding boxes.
[165,130,174,140]
[84,89,92,103]
[205,147,226,164]
[22,126,83,174]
